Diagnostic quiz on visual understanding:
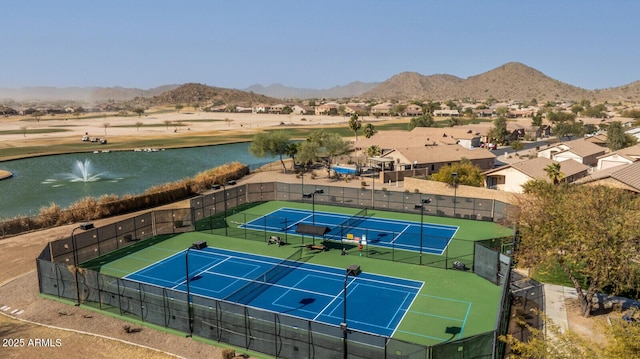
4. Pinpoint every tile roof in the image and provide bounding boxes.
[611,161,640,190]
[392,146,495,163]
[485,157,589,181]
[555,138,606,157]
[574,161,640,191]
